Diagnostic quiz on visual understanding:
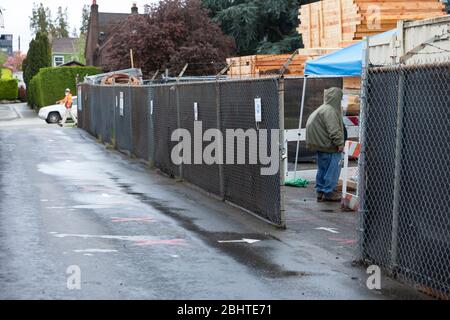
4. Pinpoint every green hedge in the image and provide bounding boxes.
[0,68,18,100]
[0,68,13,79]
[28,66,100,108]
[0,79,19,100]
